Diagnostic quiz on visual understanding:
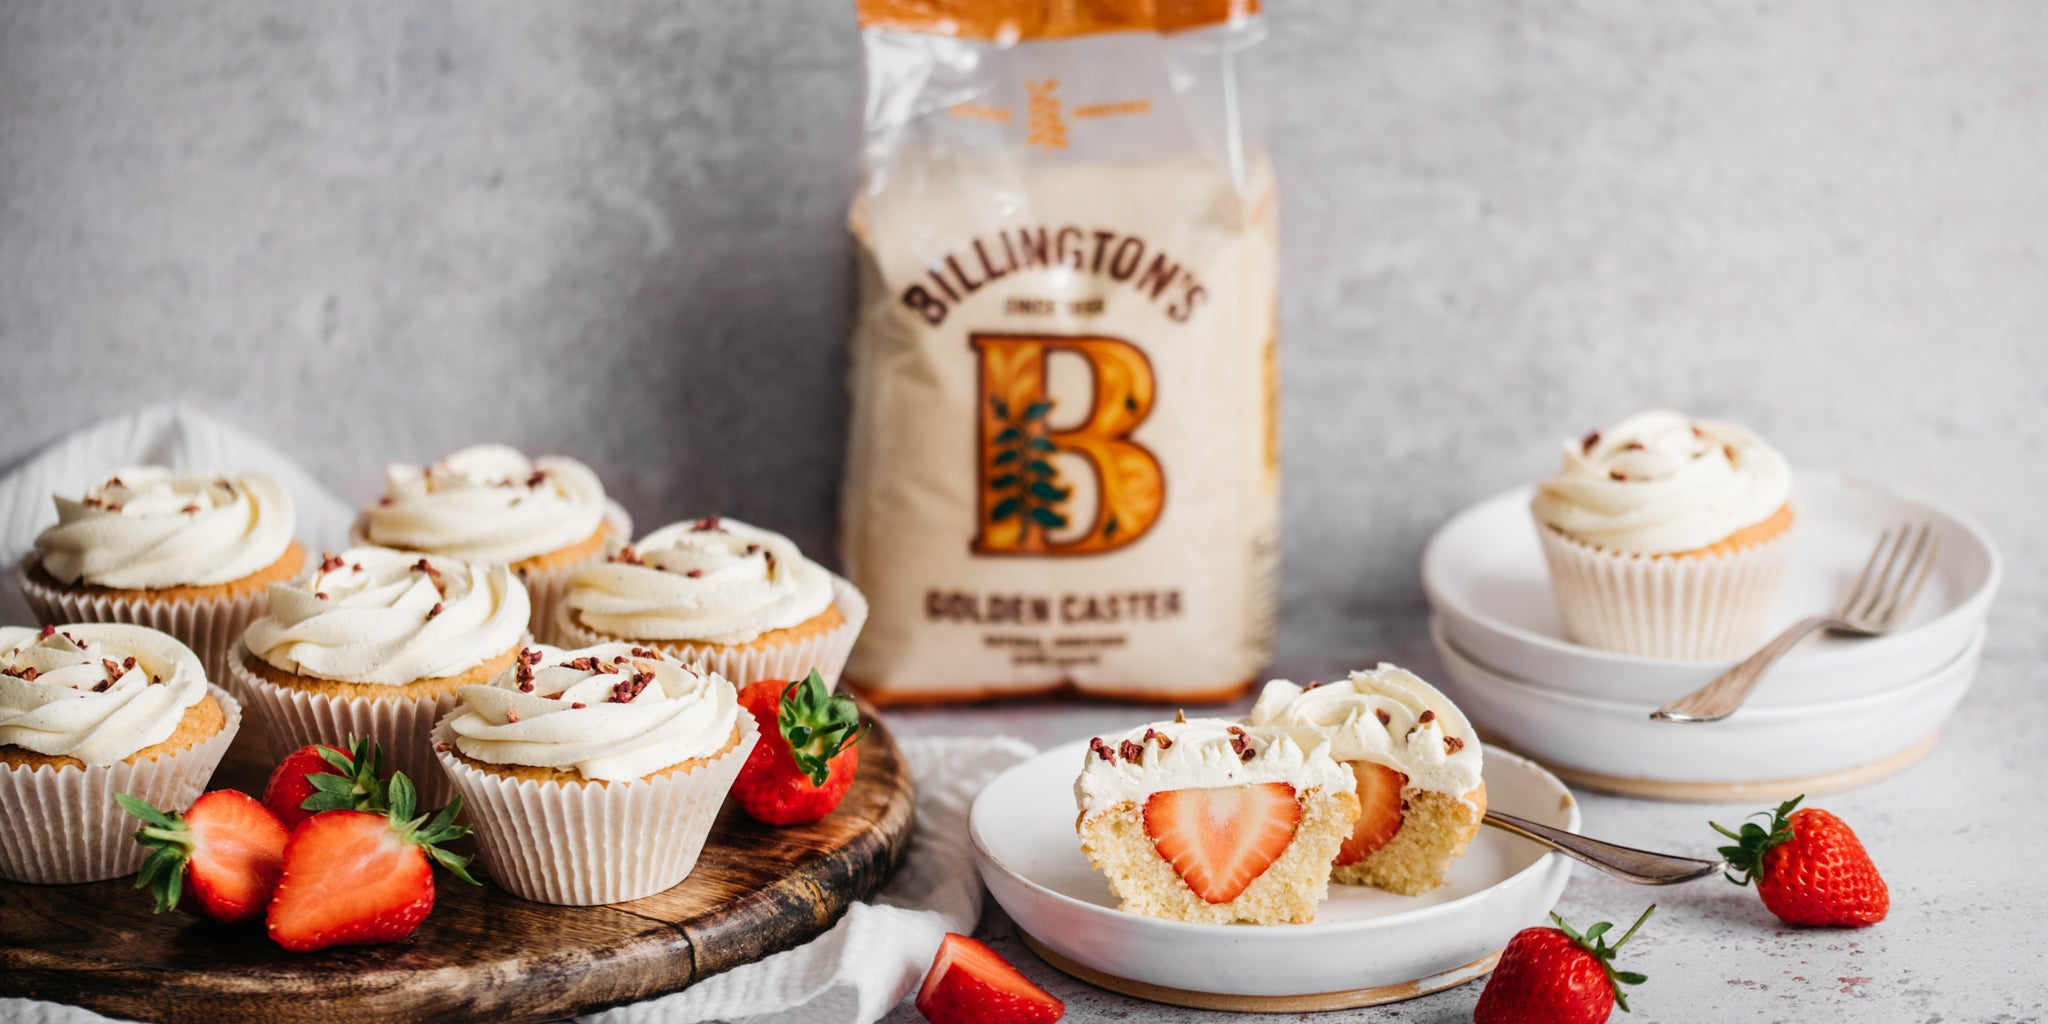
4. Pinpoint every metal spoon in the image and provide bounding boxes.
[1483,810,1724,885]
